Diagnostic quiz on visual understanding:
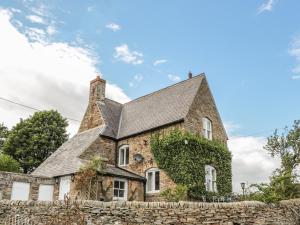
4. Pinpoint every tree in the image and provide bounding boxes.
[0,123,9,150]
[249,120,300,203]
[0,153,20,172]
[2,110,68,173]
